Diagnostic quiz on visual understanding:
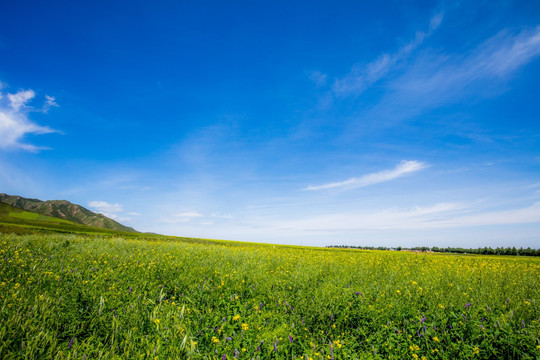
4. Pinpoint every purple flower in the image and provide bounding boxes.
[222,355,226,360]
[421,315,426,324]
[68,337,74,350]
[235,349,239,358]
[129,287,132,294]
[226,337,232,341]
[465,303,472,309]
[289,335,293,343]
[273,340,278,353]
